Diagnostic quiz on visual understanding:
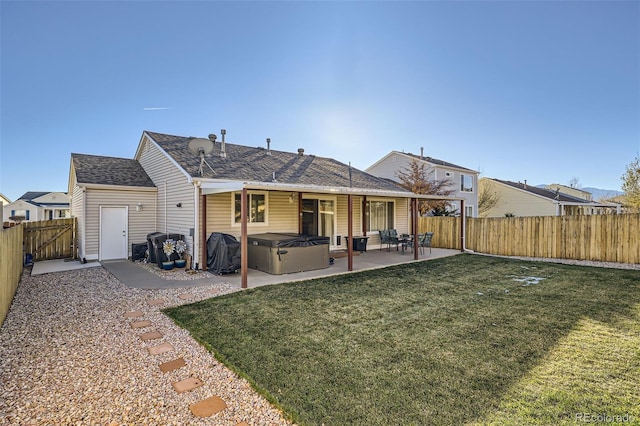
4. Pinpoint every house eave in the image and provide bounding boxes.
[77,183,157,192]
[197,179,462,201]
